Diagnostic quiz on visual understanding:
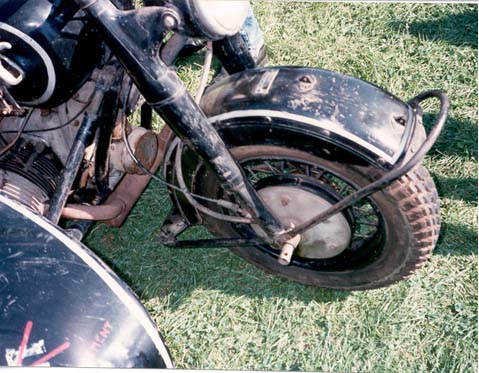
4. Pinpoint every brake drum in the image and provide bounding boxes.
[258,185,351,259]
